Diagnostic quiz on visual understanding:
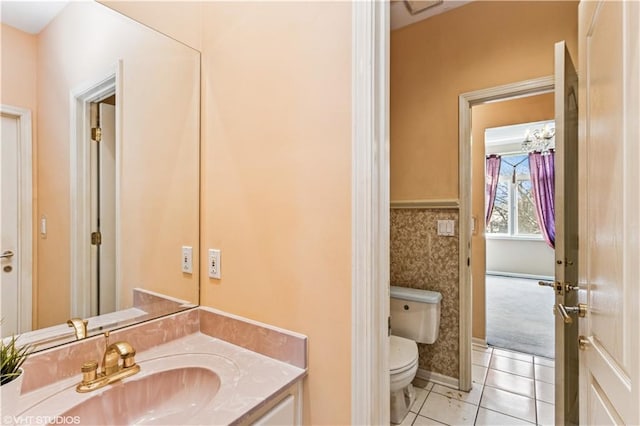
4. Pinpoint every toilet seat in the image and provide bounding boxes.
[390,335,418,375]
